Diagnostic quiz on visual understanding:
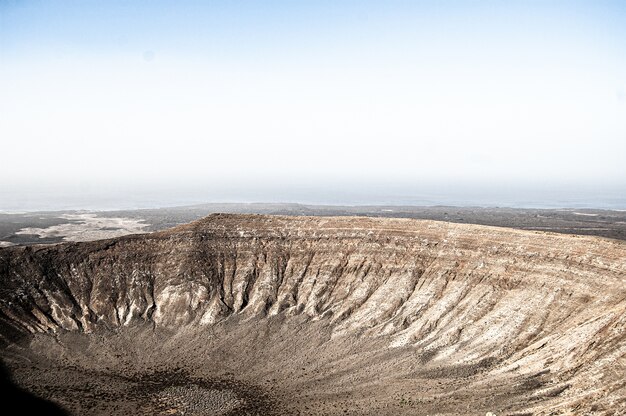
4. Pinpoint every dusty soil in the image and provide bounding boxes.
[8,362,281,416]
